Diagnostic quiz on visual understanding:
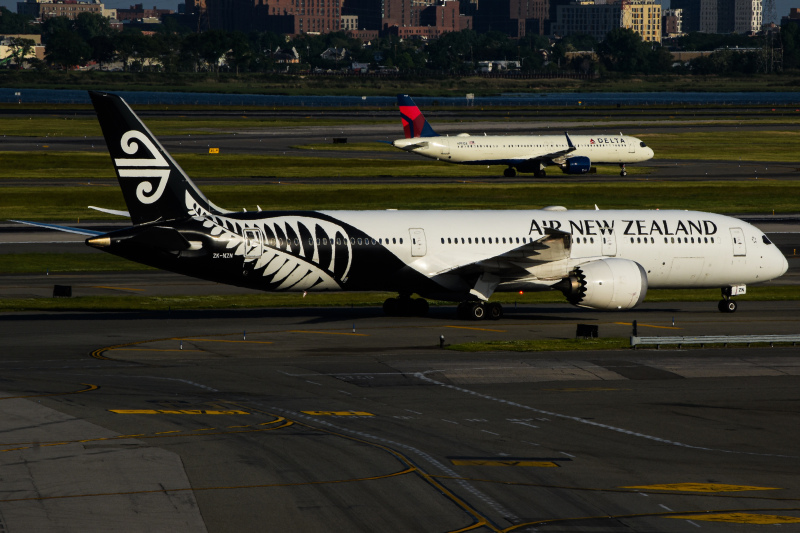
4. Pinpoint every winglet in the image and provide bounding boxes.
[565,132,576,151]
